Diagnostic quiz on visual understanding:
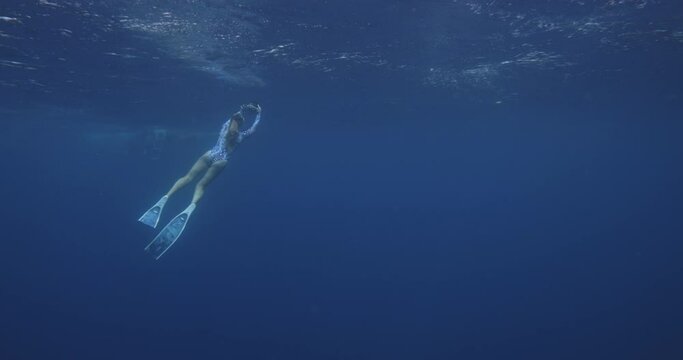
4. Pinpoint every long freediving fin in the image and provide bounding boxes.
[138,195,169,229]
[145,203,196,260]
